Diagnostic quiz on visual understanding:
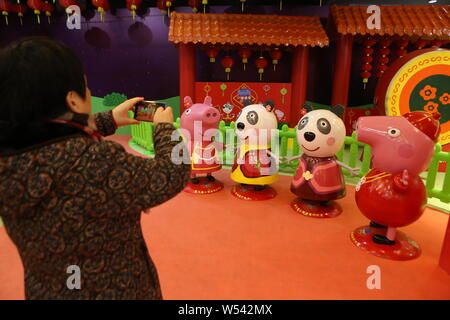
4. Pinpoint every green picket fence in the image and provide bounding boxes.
[426,144,450,203]
[132,119,449,204]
